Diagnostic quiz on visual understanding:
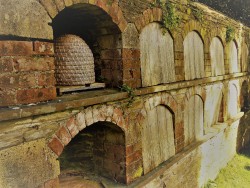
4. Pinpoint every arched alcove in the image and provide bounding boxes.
[240,80,249,111]
[142,105,175,174]
[140,23,175,87]
[204,85,223,129]
[184,31,205,80]
[184,95,204,146]
[229,40,239,73]
[228,84,239,118]
[52,4,122,87]
[59,122,126,185]
[242,42,249,72]
[210,37,225,76]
